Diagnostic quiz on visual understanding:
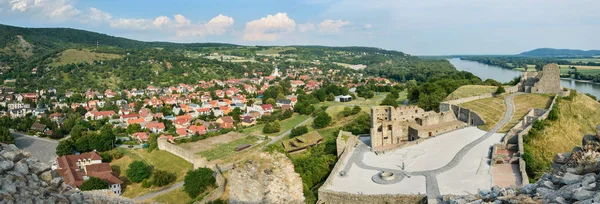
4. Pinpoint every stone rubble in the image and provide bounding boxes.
[444,133,600,204]
[0,143,134,204]
[229,152,304,204]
